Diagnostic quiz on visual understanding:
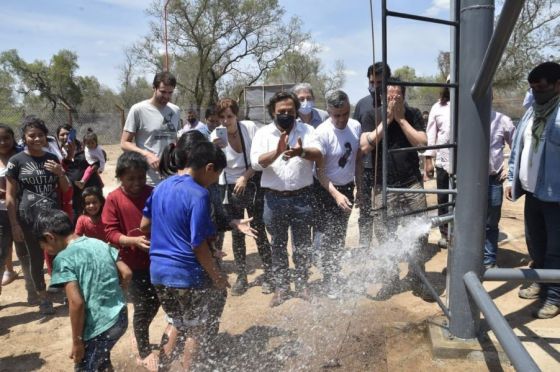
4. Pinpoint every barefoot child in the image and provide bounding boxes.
[74,187,106,241]
[141,140,230,370]
[34,209,131,371]
[102,151,160,371]
[75,129,105,190]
